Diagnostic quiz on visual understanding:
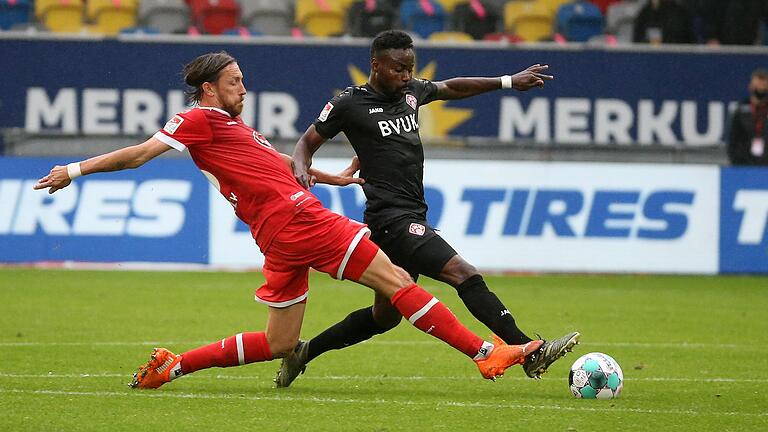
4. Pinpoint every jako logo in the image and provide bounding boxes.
[460,188,694,239]
[0,179,191,237]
